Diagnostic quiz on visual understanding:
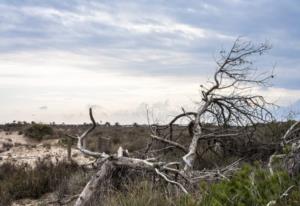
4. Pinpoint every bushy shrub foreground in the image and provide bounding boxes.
[0,160,79,206]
